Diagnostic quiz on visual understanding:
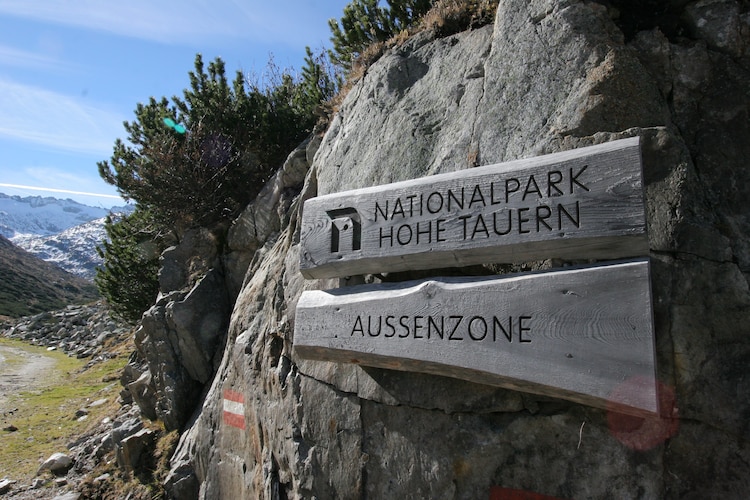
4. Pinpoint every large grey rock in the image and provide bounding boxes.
[127,370,159,421]
[0,479,16,495]
[37,452,73,475]
[111,404,144,447]
[158,228,219,294]
[224,137,318,299]
[168,1,750,498]
[50,493,80,500]
[116,428,157,478]
[684,0,749,59]
[135,266,230,431]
